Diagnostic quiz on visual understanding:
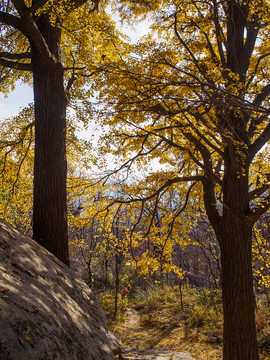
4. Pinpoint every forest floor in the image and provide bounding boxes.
[109,305,222,360]
[99,285,270,360]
